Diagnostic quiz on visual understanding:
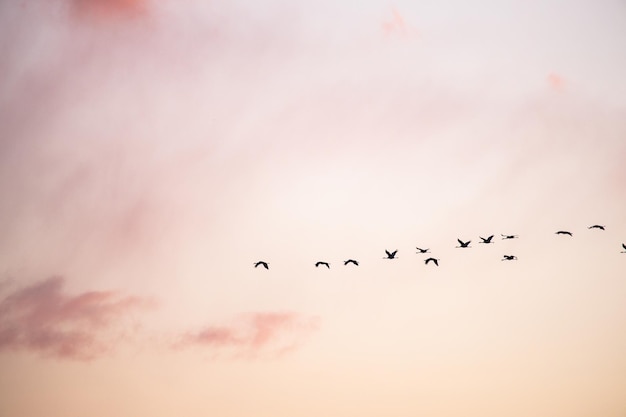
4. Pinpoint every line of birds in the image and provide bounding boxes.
[253,226,625,270]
